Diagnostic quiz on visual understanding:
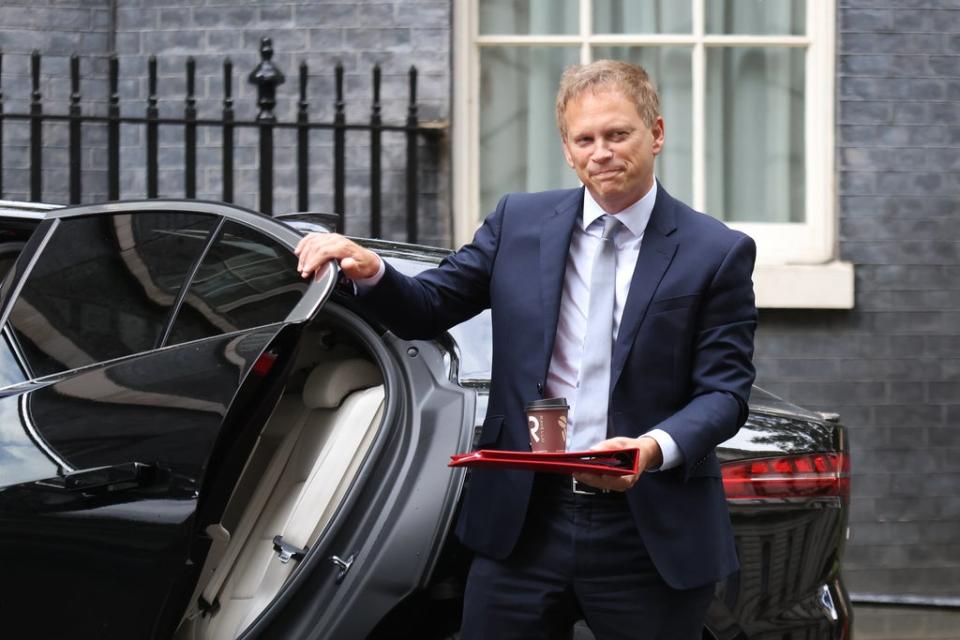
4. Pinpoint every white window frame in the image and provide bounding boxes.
[453,0,853,308]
